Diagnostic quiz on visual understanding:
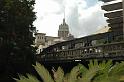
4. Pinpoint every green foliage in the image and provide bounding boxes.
[0,0,36,81]
[54,67,64,82]
[0,0,36,60]
[33,62,54,82]
[67,64,83,82]
[15,60,124,82]
[14,74,40,82]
